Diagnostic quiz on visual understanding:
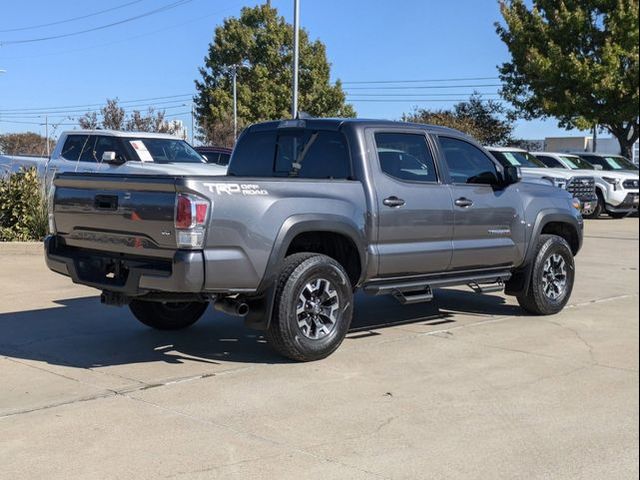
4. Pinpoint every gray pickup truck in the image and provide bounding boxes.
[45,119,583,361]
